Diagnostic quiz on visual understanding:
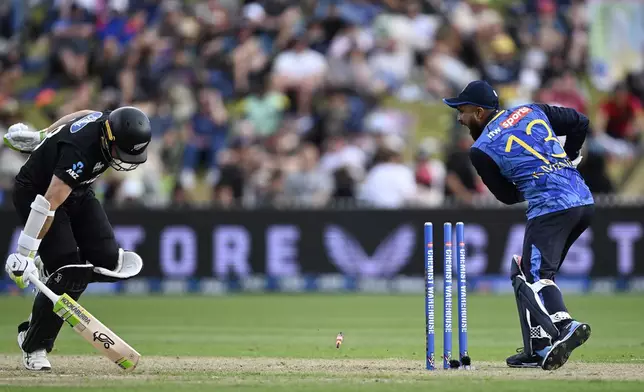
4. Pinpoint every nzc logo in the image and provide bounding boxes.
[71,112,102,133]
